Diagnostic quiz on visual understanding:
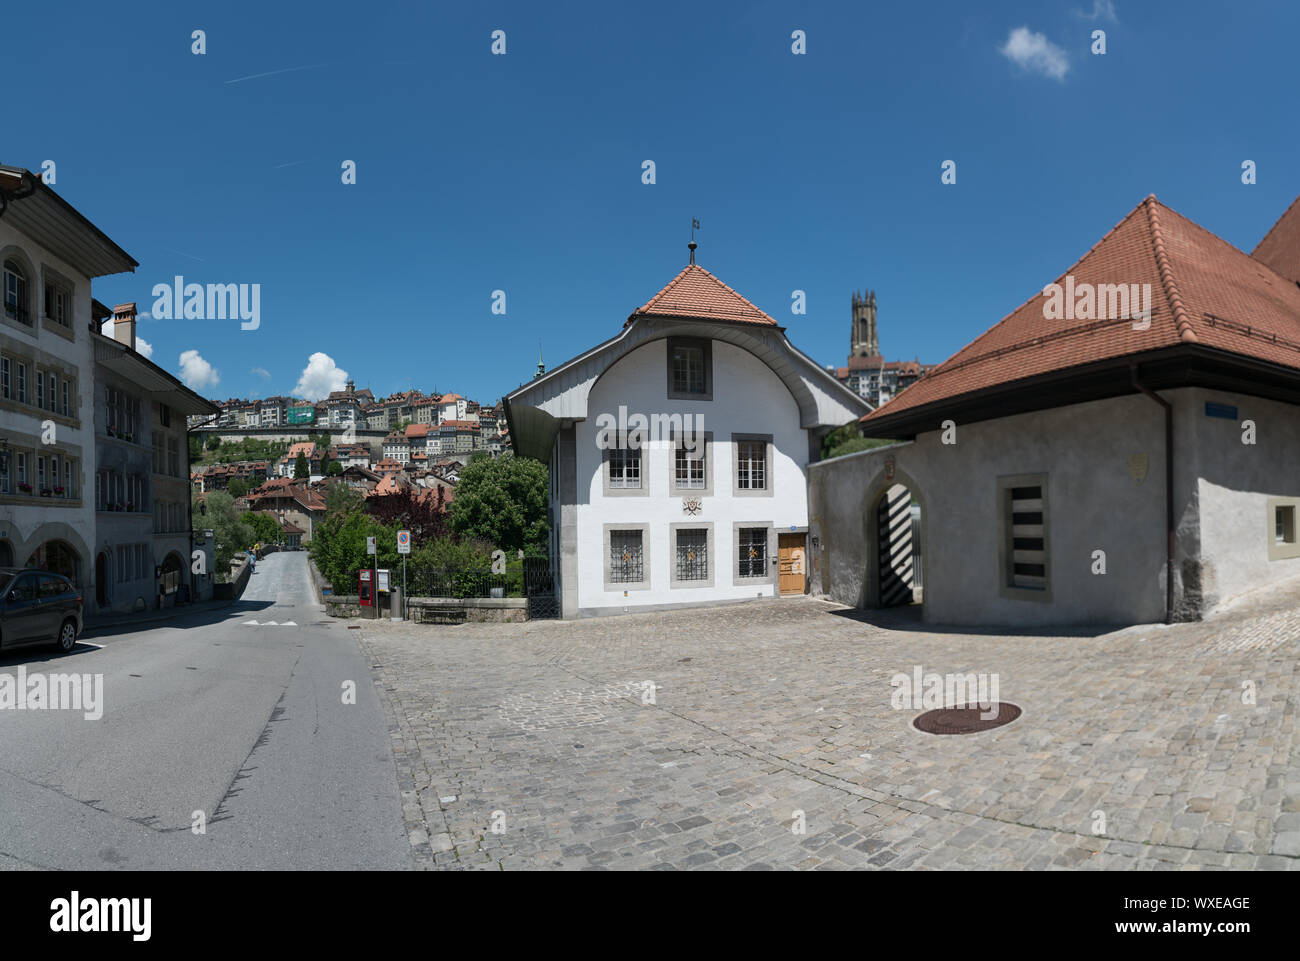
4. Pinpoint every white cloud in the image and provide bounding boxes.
[1074,0,1117,22]
[251,366,271,380]
[1000,27,1069,82]
[178,349,220,391]
[292,352,348,401]
[100,319,153,358]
